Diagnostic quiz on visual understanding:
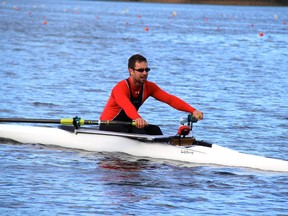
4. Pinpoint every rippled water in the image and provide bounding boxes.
[1,0,288,215]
